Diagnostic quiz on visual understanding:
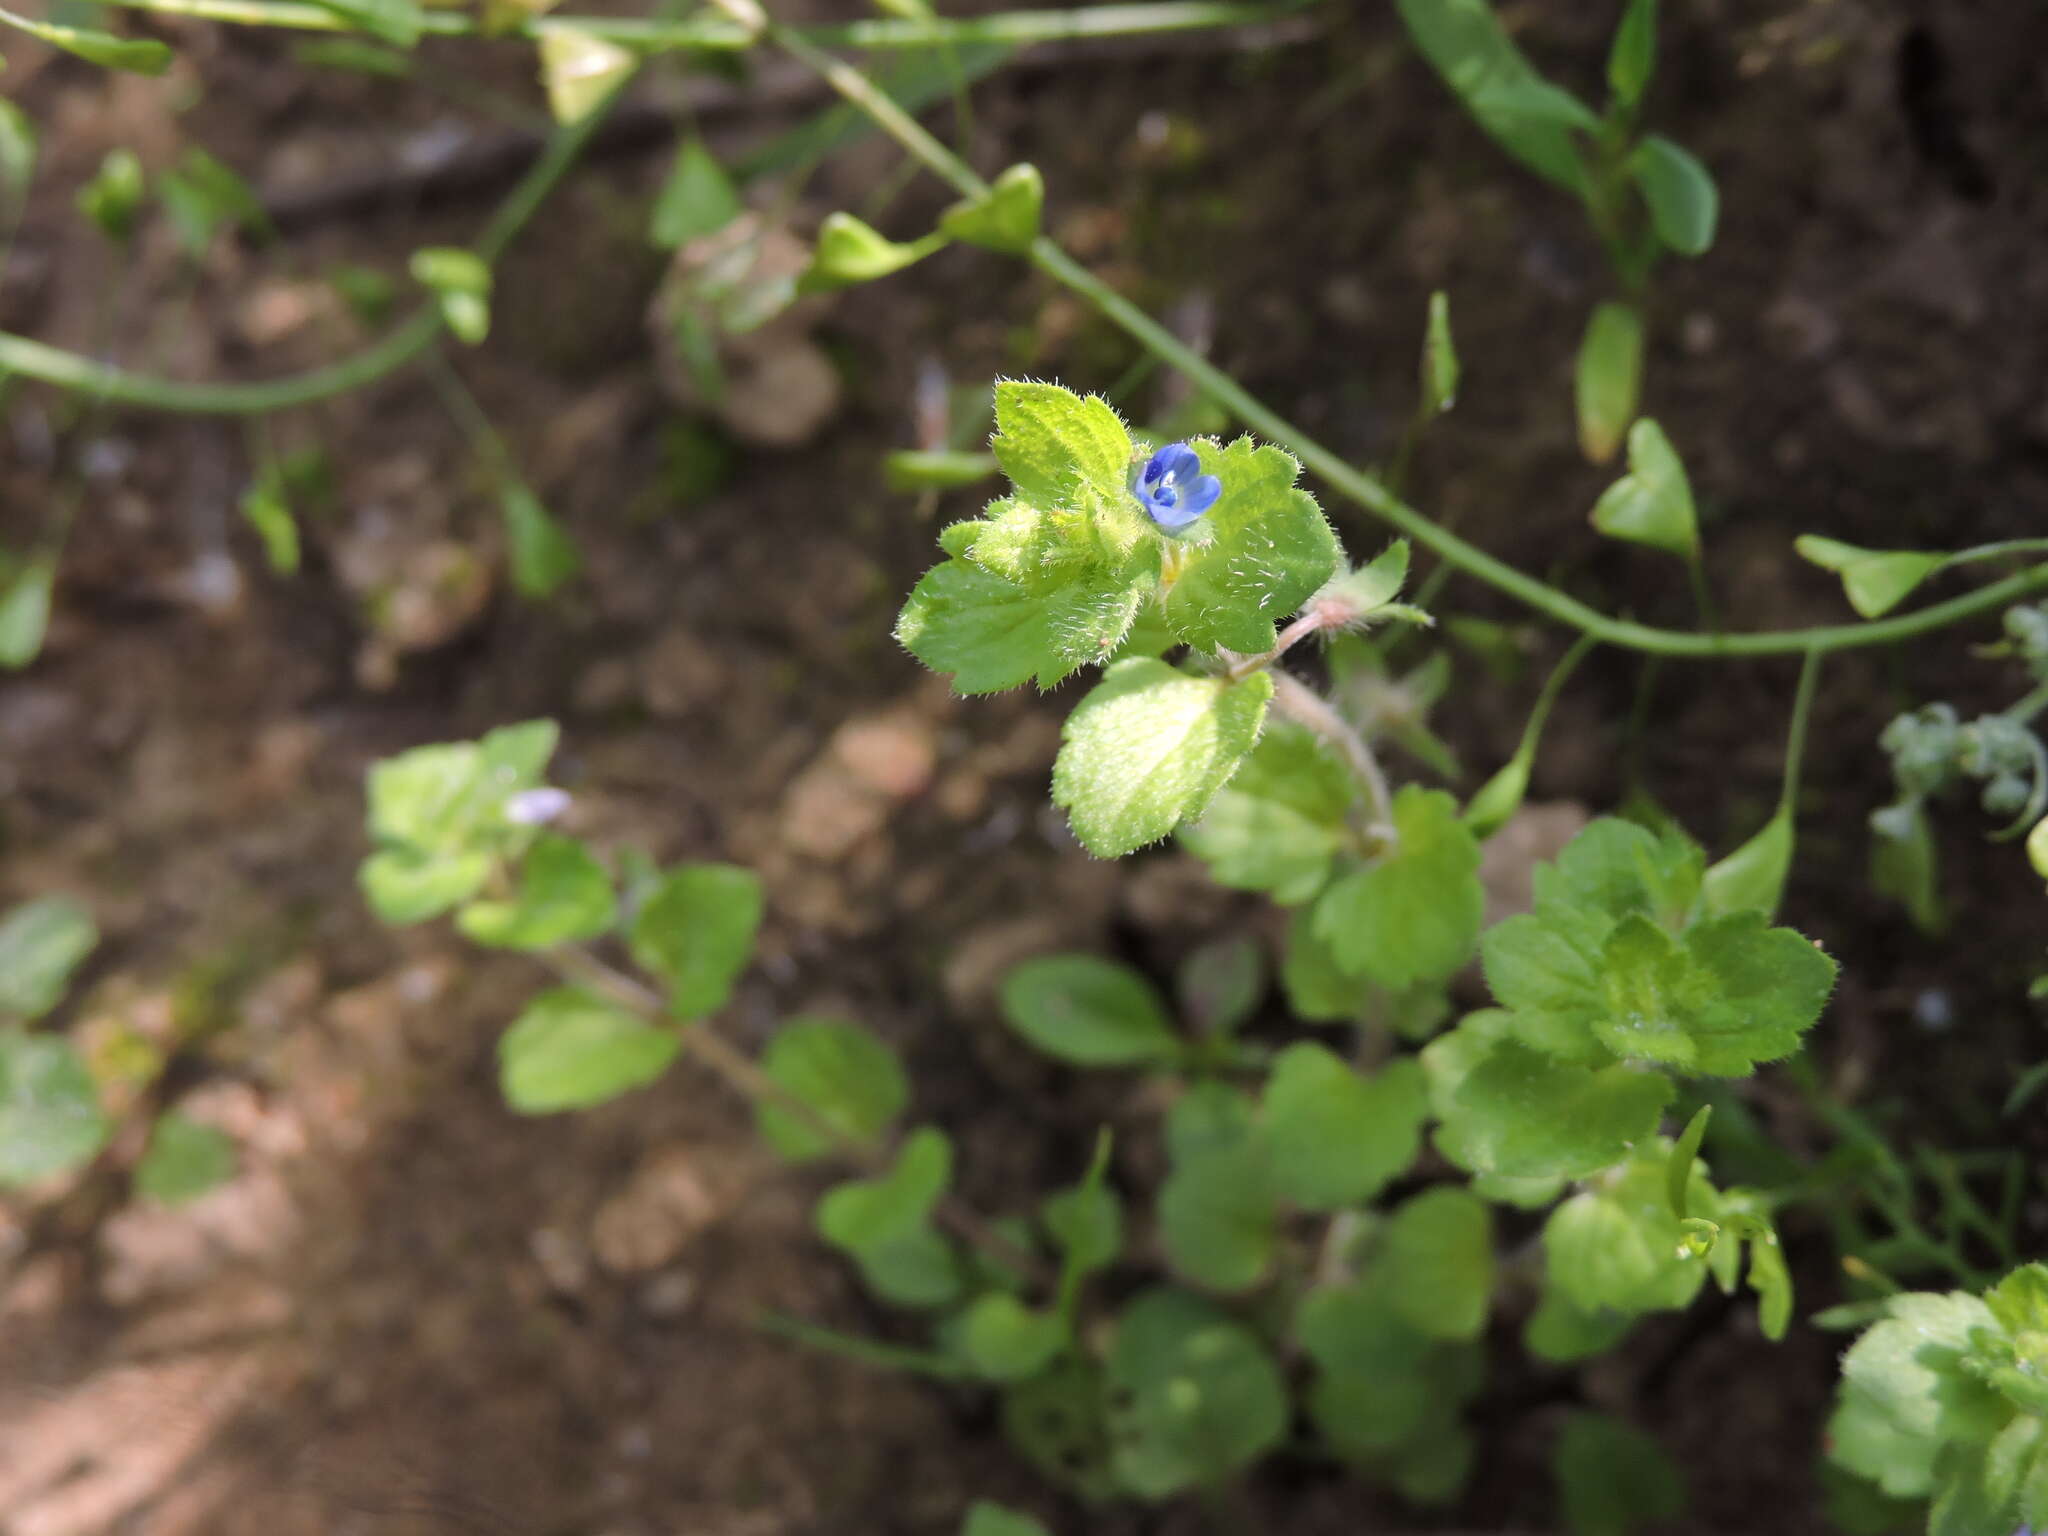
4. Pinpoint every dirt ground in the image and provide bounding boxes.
[3,1,2047,1532]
